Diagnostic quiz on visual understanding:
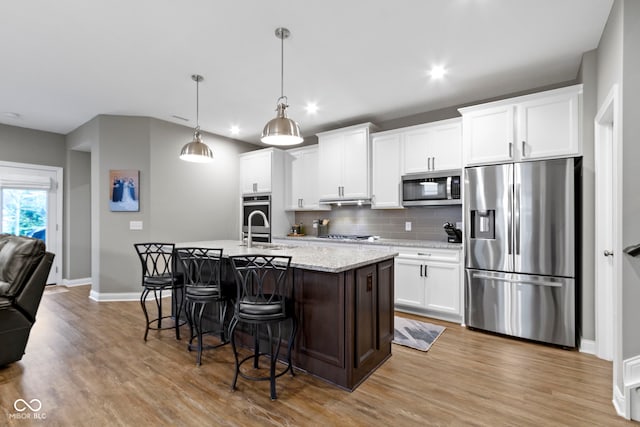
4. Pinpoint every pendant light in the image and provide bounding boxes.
[179,74,214,163]
[261,27,303,146]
